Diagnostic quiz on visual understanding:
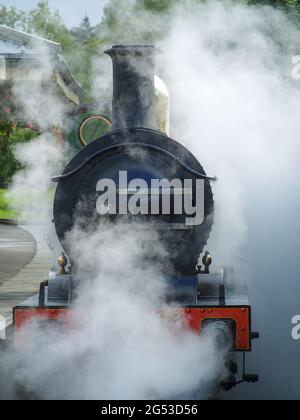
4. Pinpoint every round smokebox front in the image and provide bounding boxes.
[53,129,214,275]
